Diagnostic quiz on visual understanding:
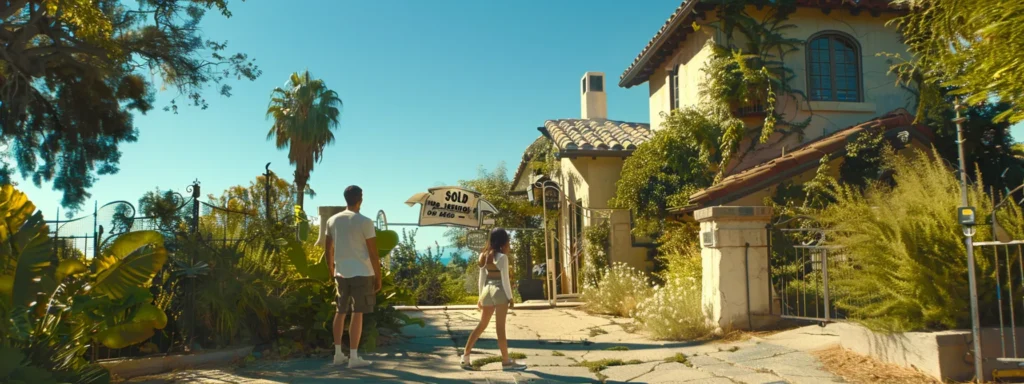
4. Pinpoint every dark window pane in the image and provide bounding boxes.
[807,34,860,102]
[581,78,586,94]
[591,75,604,92]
